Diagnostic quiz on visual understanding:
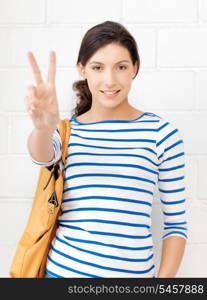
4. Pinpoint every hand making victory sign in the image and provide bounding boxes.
[24,51,60,131]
